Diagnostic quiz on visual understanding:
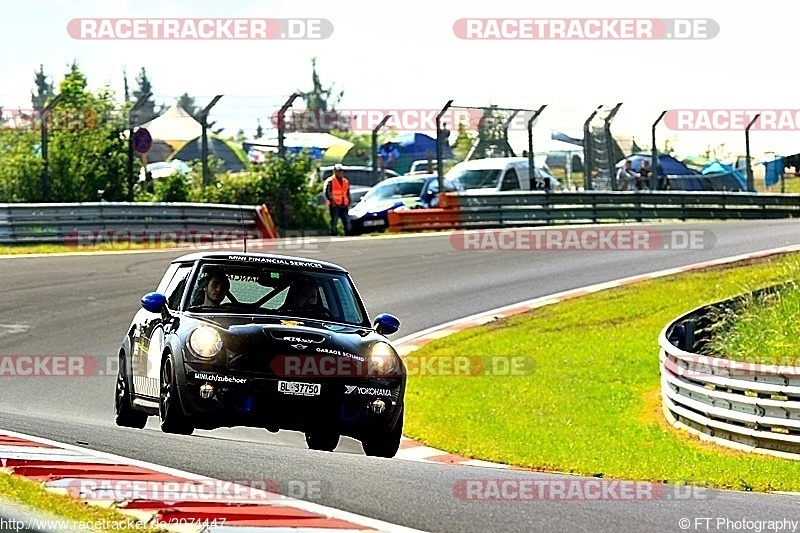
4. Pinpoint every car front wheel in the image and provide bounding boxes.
[114,354,148,429]
[305,428,339,452]
[159,356,194,435]
[361,407,403,458]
